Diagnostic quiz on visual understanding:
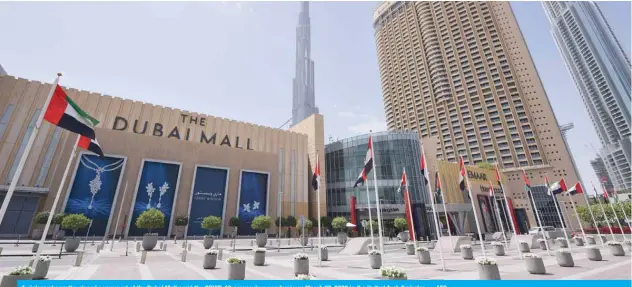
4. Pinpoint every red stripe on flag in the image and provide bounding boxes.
[403,190,414,240]
[43,85,69,125]
[507,198,520,234]
[350,196,358,232]
[78,135,91,149]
